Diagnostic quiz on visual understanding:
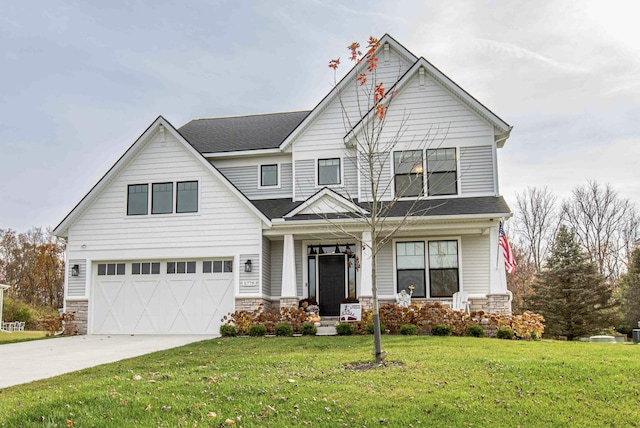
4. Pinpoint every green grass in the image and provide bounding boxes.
[0,336,639,427]
[0,330,48,344]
